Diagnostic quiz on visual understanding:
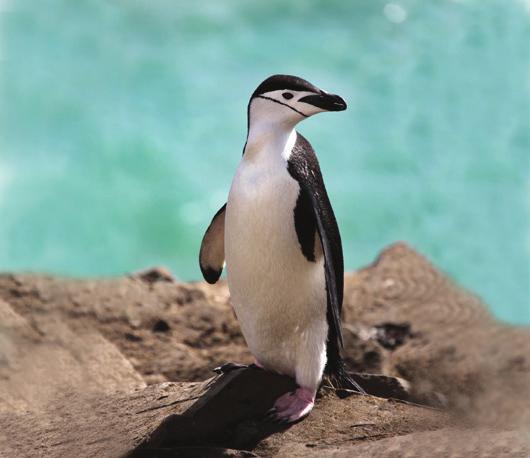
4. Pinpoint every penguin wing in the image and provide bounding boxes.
[287,133,345,348]
[199,203,226,284]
